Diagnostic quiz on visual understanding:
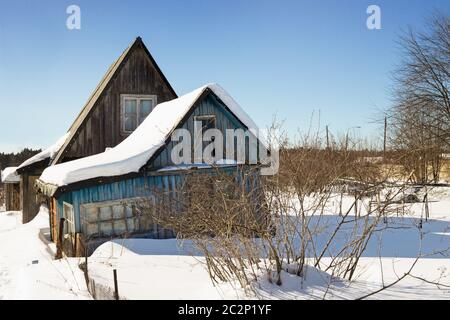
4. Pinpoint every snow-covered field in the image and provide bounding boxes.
[0,187,449,300]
